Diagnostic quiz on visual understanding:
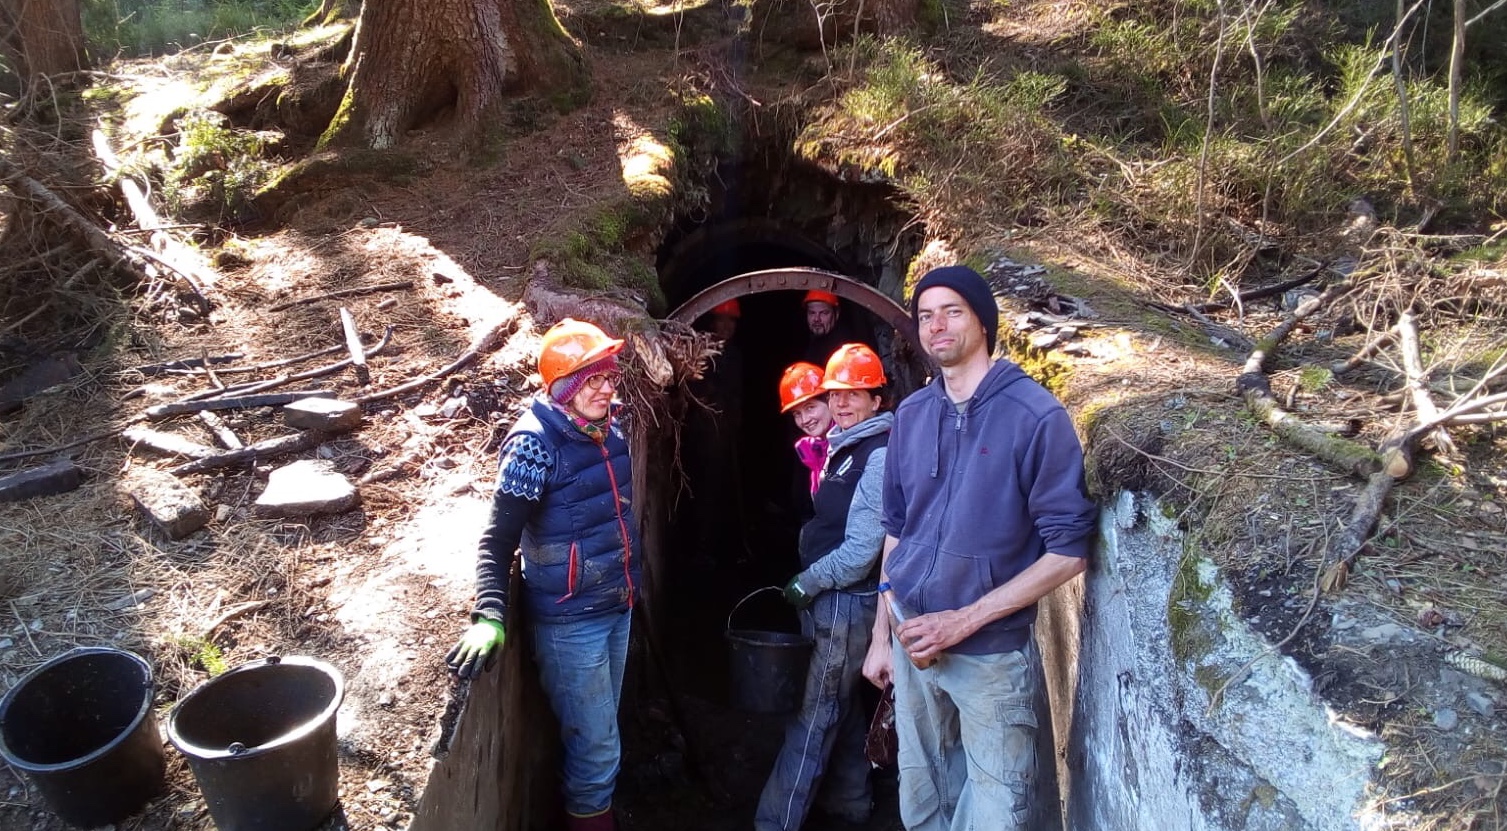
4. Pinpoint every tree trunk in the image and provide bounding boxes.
[320,0,588,149]
[0,0,88,85]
